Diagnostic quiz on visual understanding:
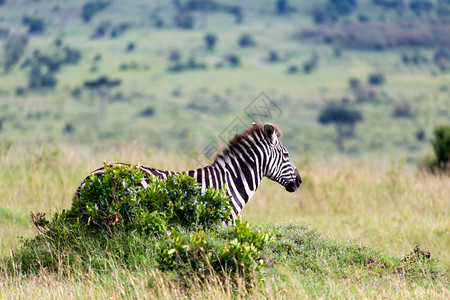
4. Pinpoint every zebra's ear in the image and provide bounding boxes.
[263,124,277,142]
